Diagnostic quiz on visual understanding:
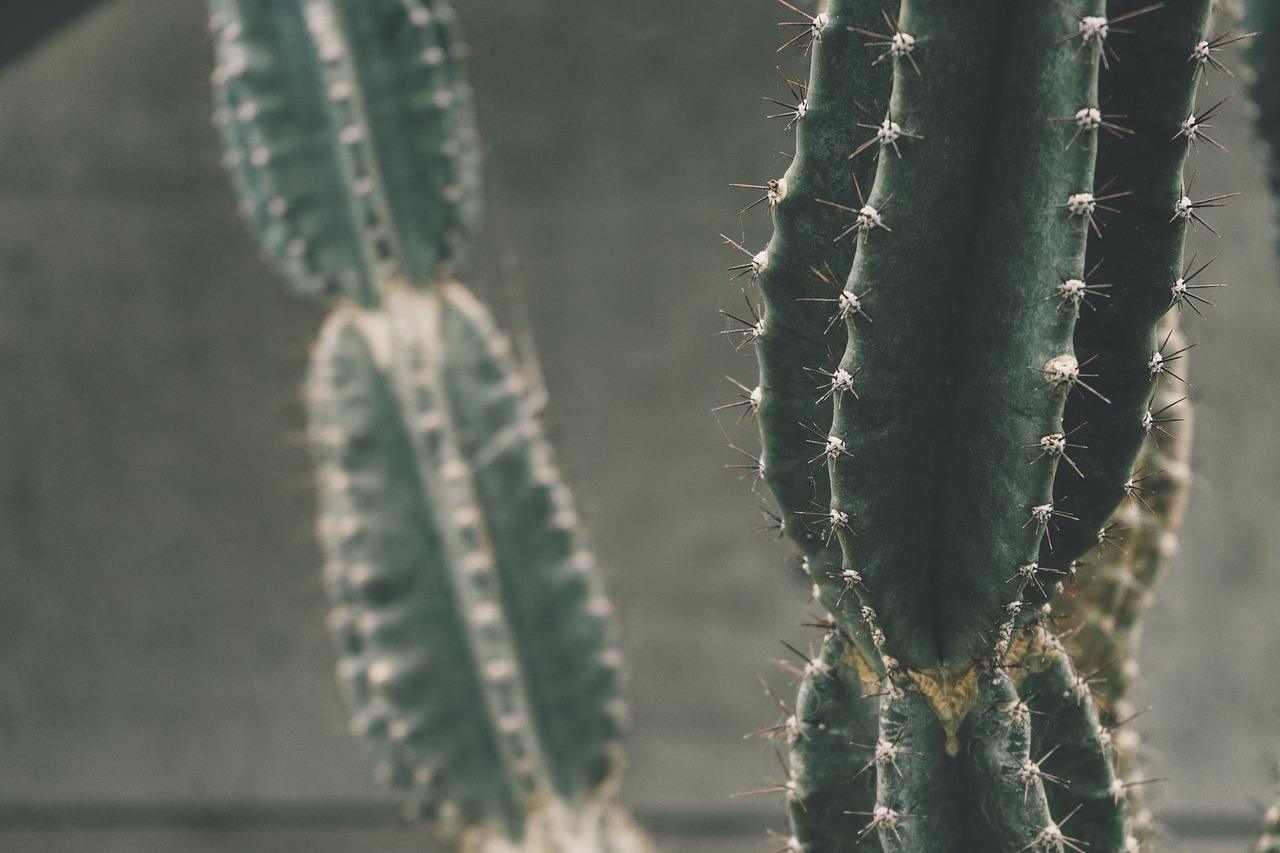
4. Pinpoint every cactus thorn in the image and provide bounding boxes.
[849,10,920,74]
[764,68,810,130]
[797,263,872,333]
[1171,169,1240,236]
[712,376,763,423]
[775,0,830,54]
[731,178,789,213]
[1169,251,1225,316]
[1191,30,1257,80]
